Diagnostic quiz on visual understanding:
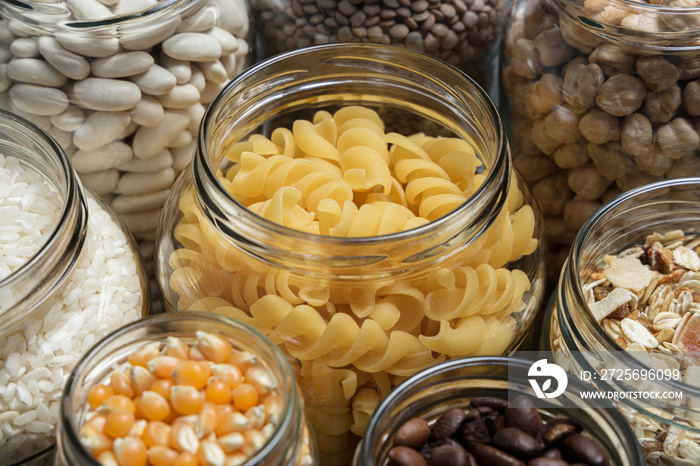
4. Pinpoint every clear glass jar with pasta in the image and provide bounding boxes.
[155,43,547,464]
